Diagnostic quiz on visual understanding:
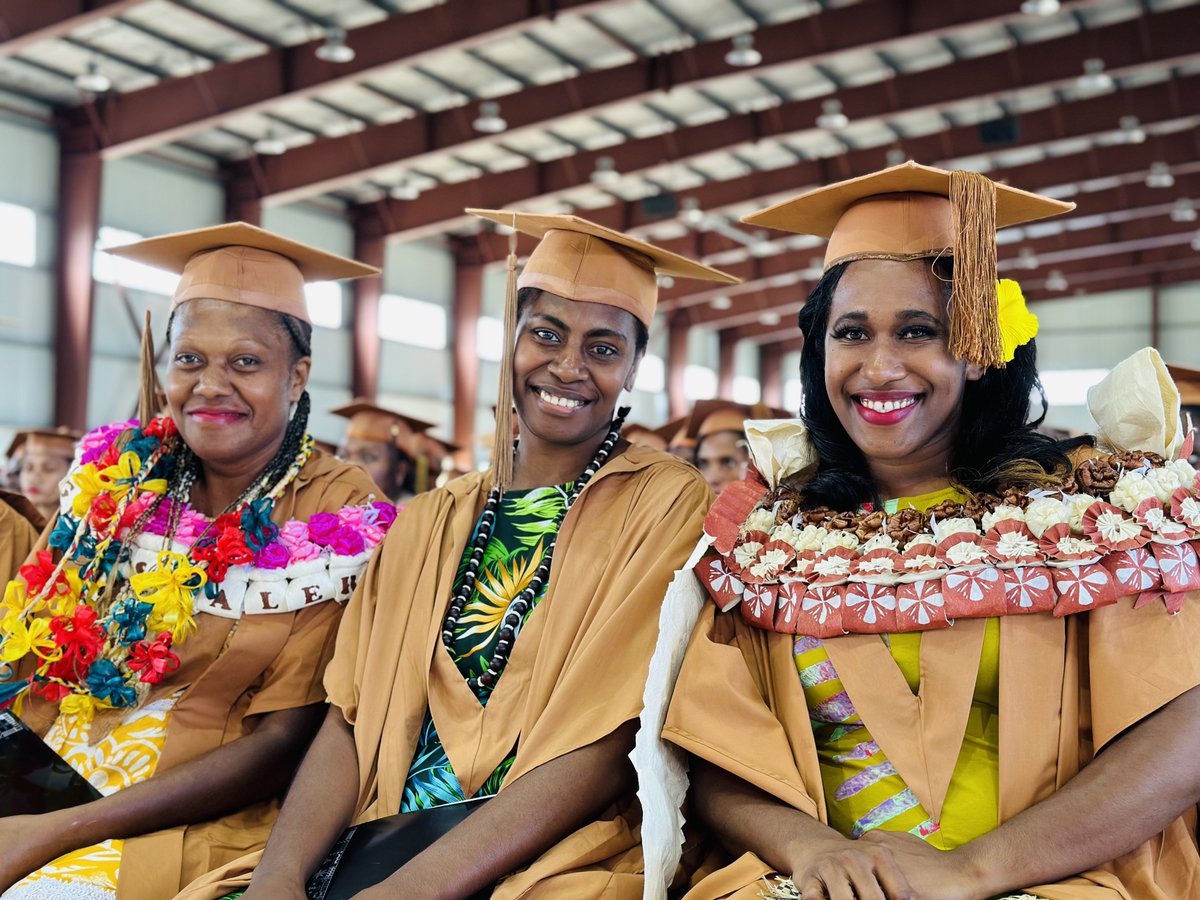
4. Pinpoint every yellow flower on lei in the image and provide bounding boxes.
[130,551,205,642]
[71,462,111,518]
[106,450,168,499]
[2,579,37,627]
[59,691,110,725]
[0,616,56,663]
